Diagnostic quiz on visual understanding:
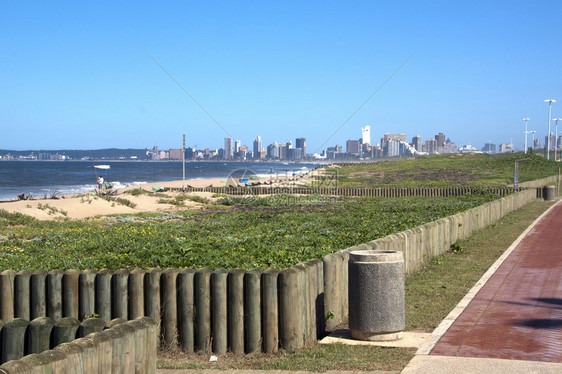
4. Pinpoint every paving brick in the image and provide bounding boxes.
[431,203,562,362]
